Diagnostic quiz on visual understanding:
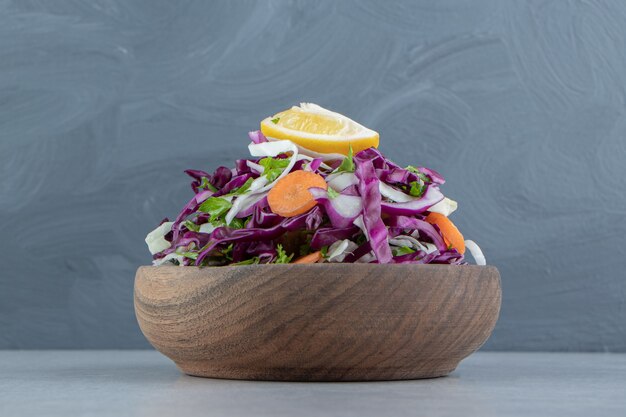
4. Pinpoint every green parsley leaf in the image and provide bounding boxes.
[335,145,354,173]
[199,177,218,192]
[298,234,315,257]
[299,244,310,257]
[231,257,260,266]
[184,220,200,232]
[180,251,198,260]
[228,178,254,197]
[355,233,367,245]
[216,243,234,261]
[271,117,280,124]
[392,246,416,256]
[327,187,340,199]
[265,169,283,183]
[259,157,291,182]
[406,165,429,183]
[198,197,232,222]
[274,244,294,264]
[320,246,329,259]
[209,219,225,227]
[408,181,425,197]
[228,218,244,229]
